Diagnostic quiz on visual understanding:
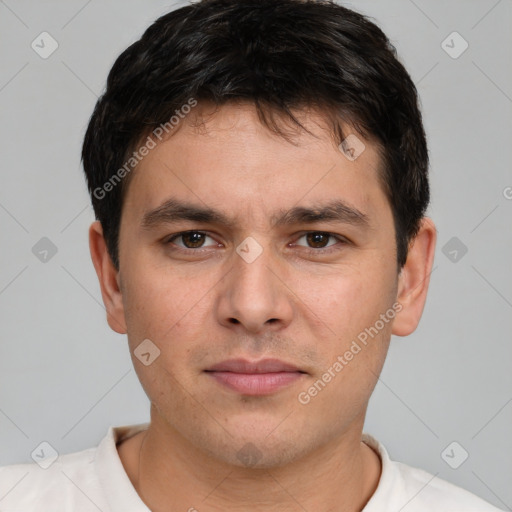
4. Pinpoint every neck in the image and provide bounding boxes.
[118,414,381,512]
